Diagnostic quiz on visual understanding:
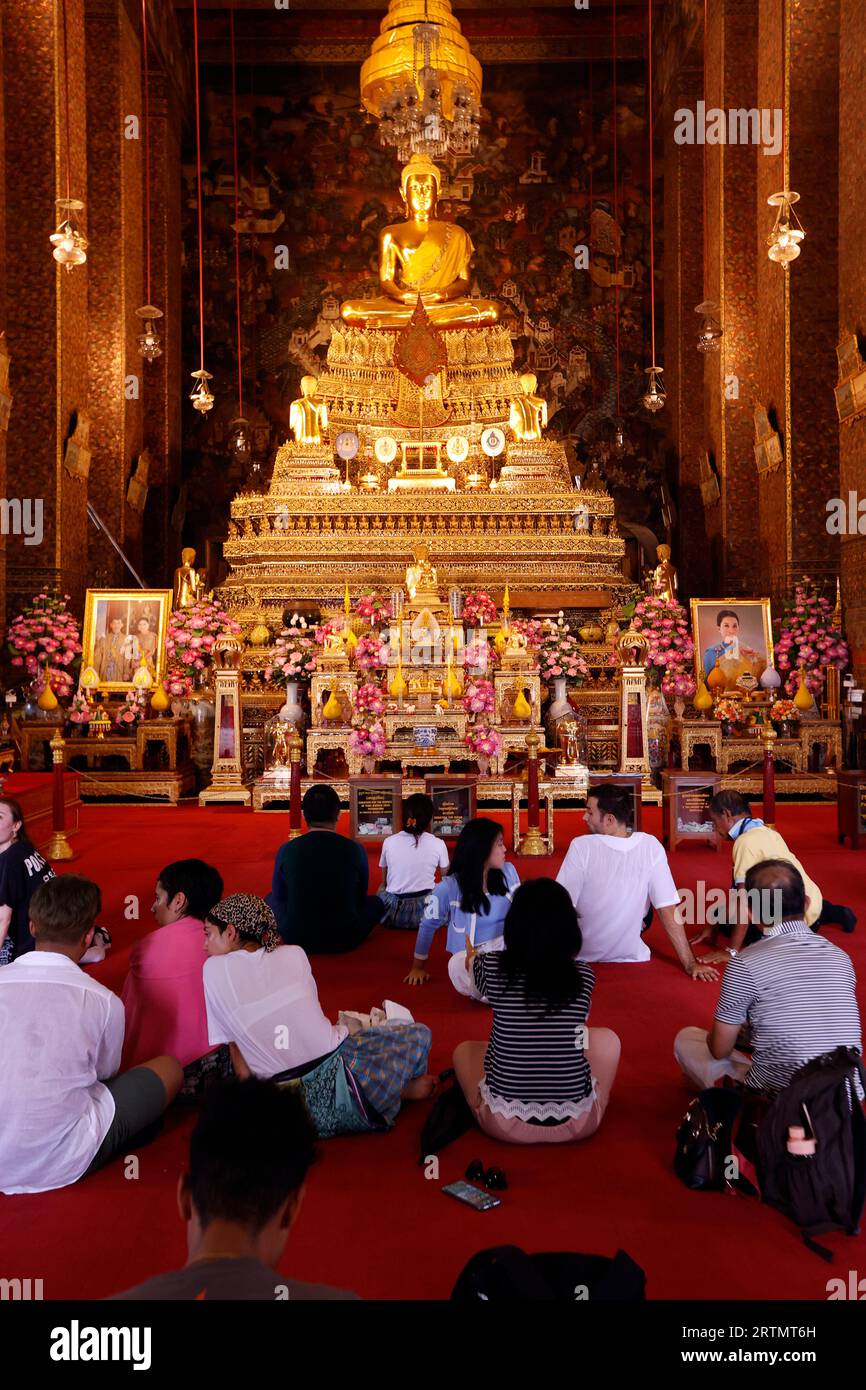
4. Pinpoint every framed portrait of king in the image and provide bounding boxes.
[691,598,773,695]
[82,589,172,692]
